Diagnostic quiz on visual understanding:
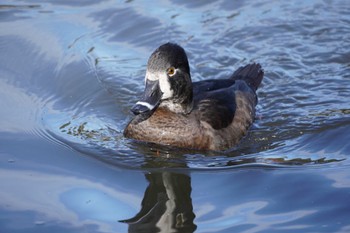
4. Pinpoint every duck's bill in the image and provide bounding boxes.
[131,79,162,115]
